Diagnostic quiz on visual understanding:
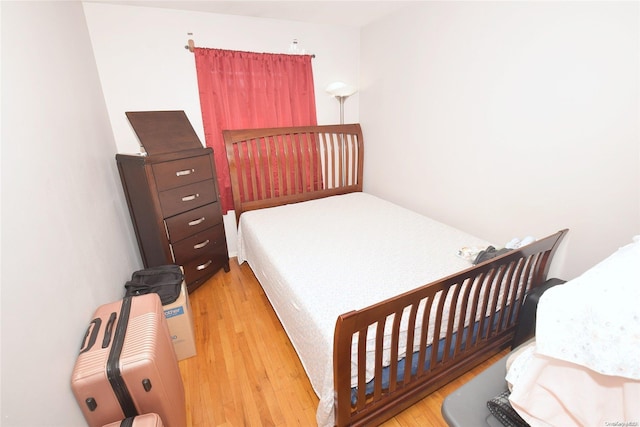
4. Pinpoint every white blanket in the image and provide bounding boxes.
[536,235,640,379]
[508,346,640,427]
[236,192,490,426]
